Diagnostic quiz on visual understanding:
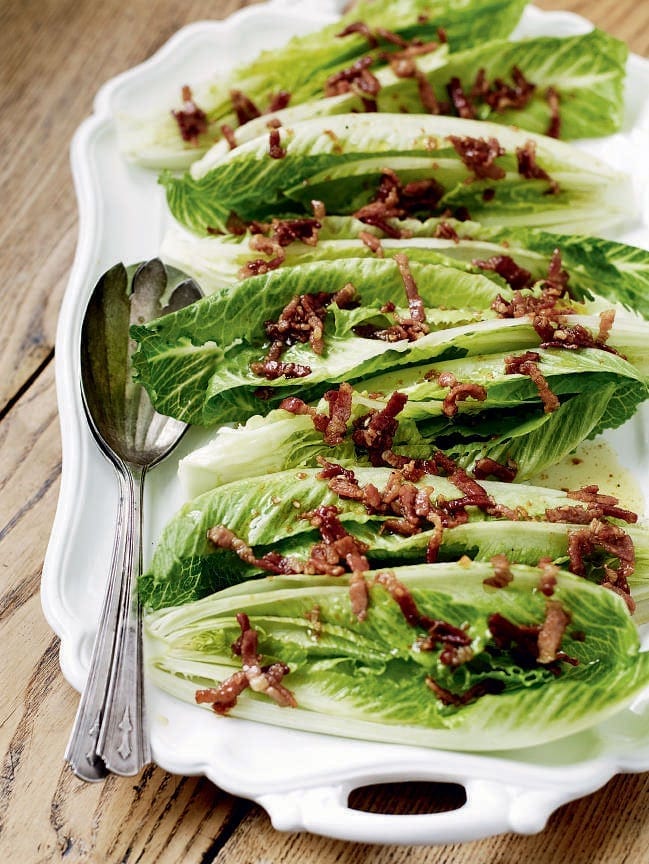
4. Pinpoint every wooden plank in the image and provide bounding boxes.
[535,0,649,56]
[0,0,258,414]
[0,363,246,862]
